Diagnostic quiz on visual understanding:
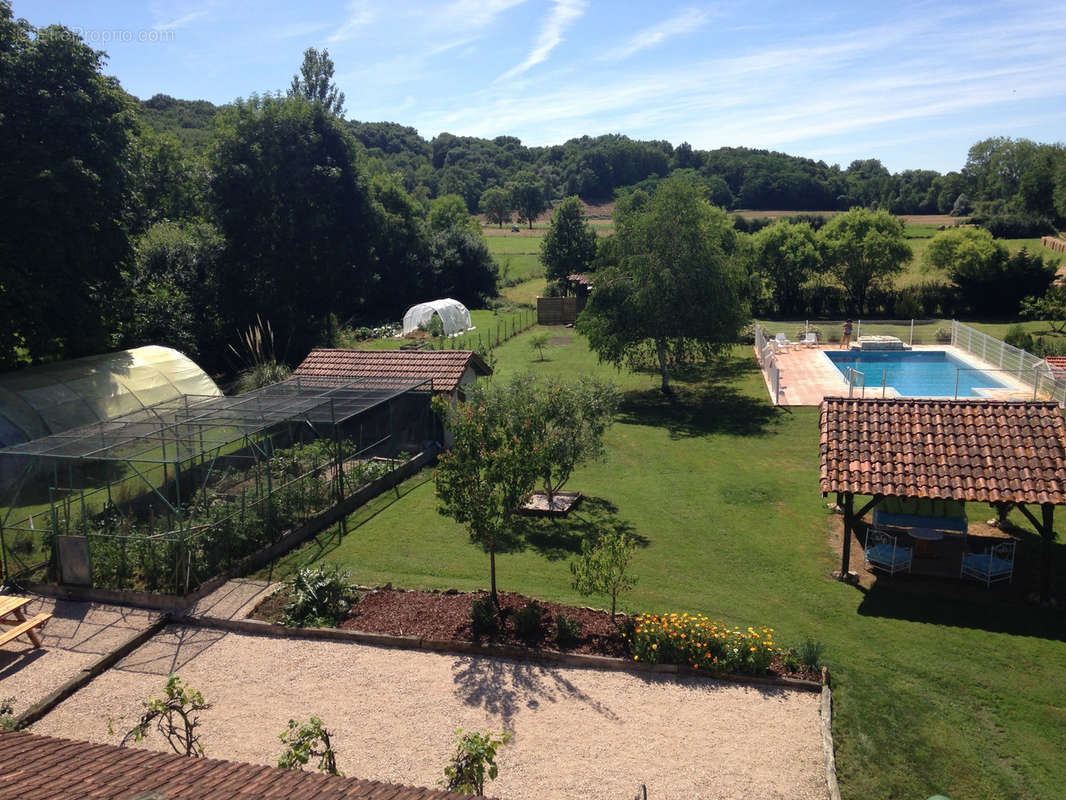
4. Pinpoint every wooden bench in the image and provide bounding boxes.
[0,612,51,648]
